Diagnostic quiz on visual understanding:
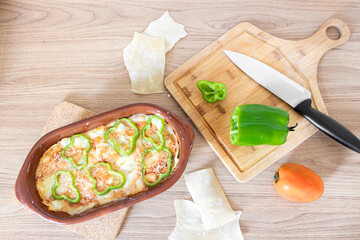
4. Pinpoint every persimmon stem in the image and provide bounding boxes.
[274,171,279,183]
